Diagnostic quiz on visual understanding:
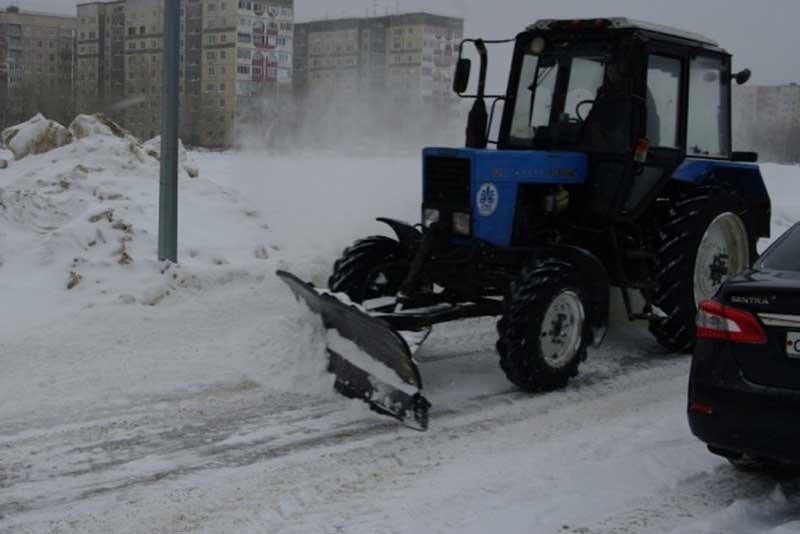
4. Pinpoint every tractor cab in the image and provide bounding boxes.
[454,18,754,222]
